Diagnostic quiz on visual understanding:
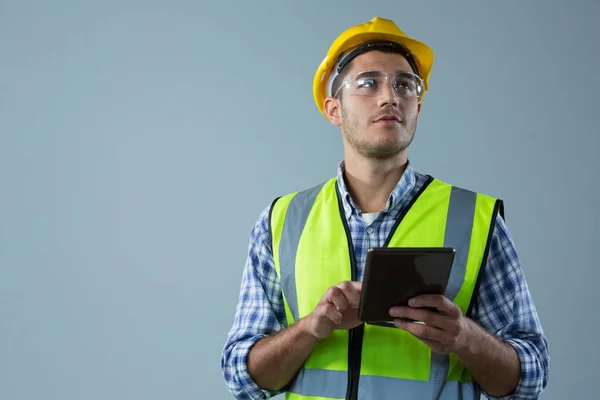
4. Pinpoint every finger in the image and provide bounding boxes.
[416,337,448,354]
[321,302,343,324]
[409,295,461,317]
[336,281,361,309]
[389,306,452,330]
[393,319,454,343]
[350,281,362,293]
[328,287,350,312]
